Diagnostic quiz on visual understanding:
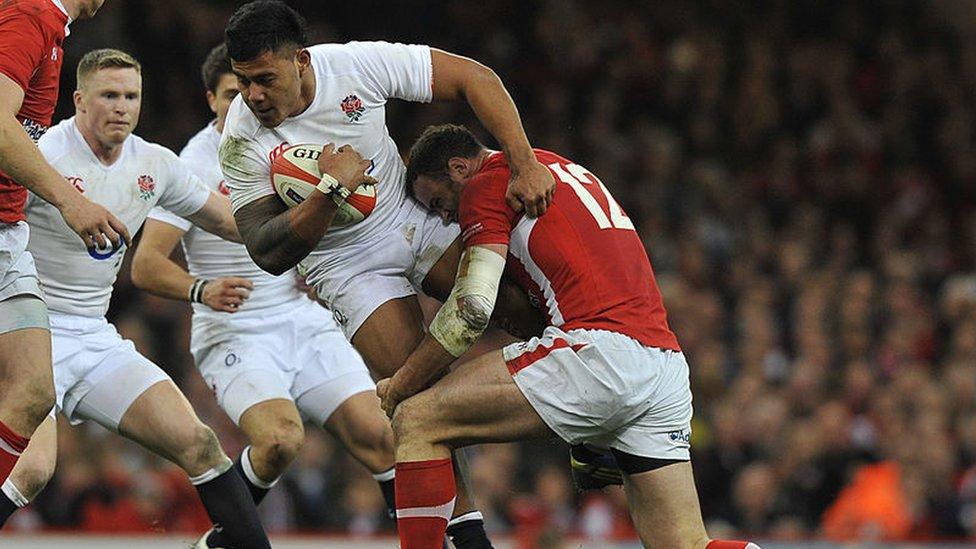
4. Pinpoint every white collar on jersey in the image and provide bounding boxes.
[49,0,72,33]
